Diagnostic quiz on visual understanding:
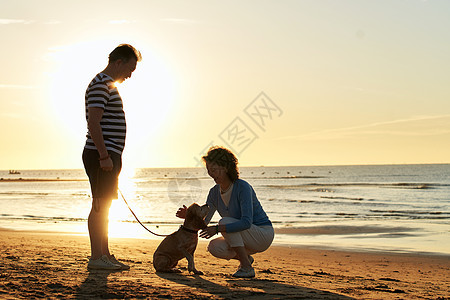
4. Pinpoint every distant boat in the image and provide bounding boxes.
[9,170,21,175]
